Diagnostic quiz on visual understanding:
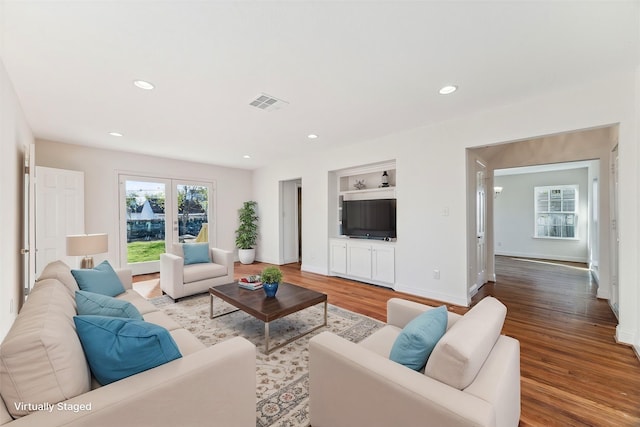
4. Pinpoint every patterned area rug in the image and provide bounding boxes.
[151,293,383,427]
